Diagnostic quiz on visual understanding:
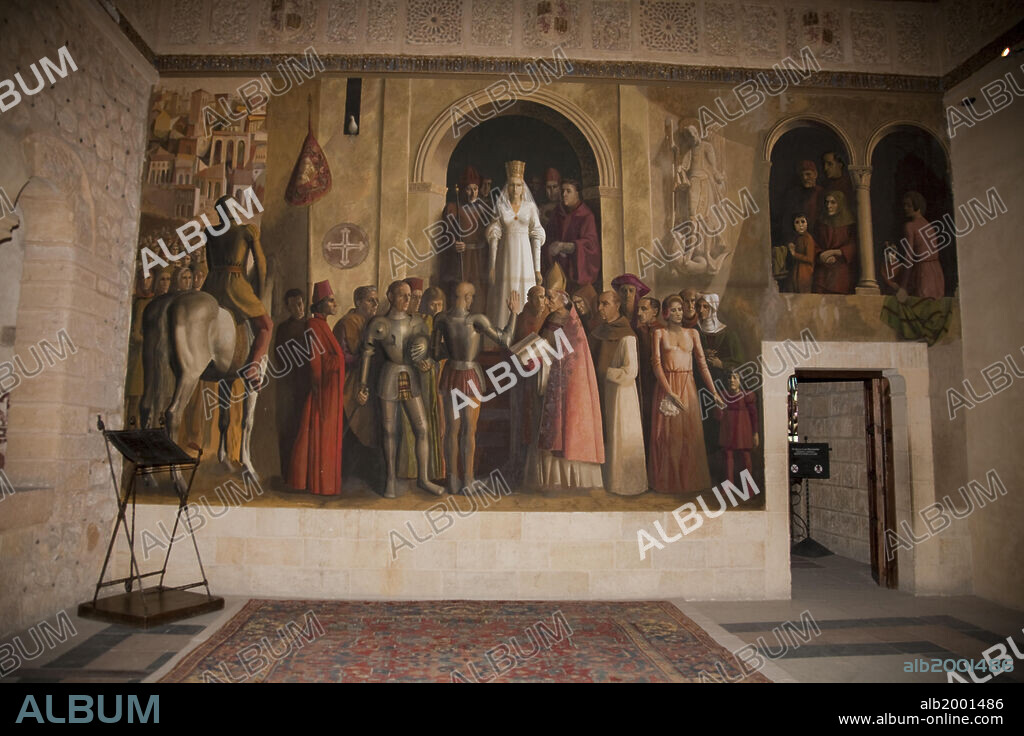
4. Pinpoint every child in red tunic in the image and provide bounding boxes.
[786,213,817,293]
[714,371,759,486]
